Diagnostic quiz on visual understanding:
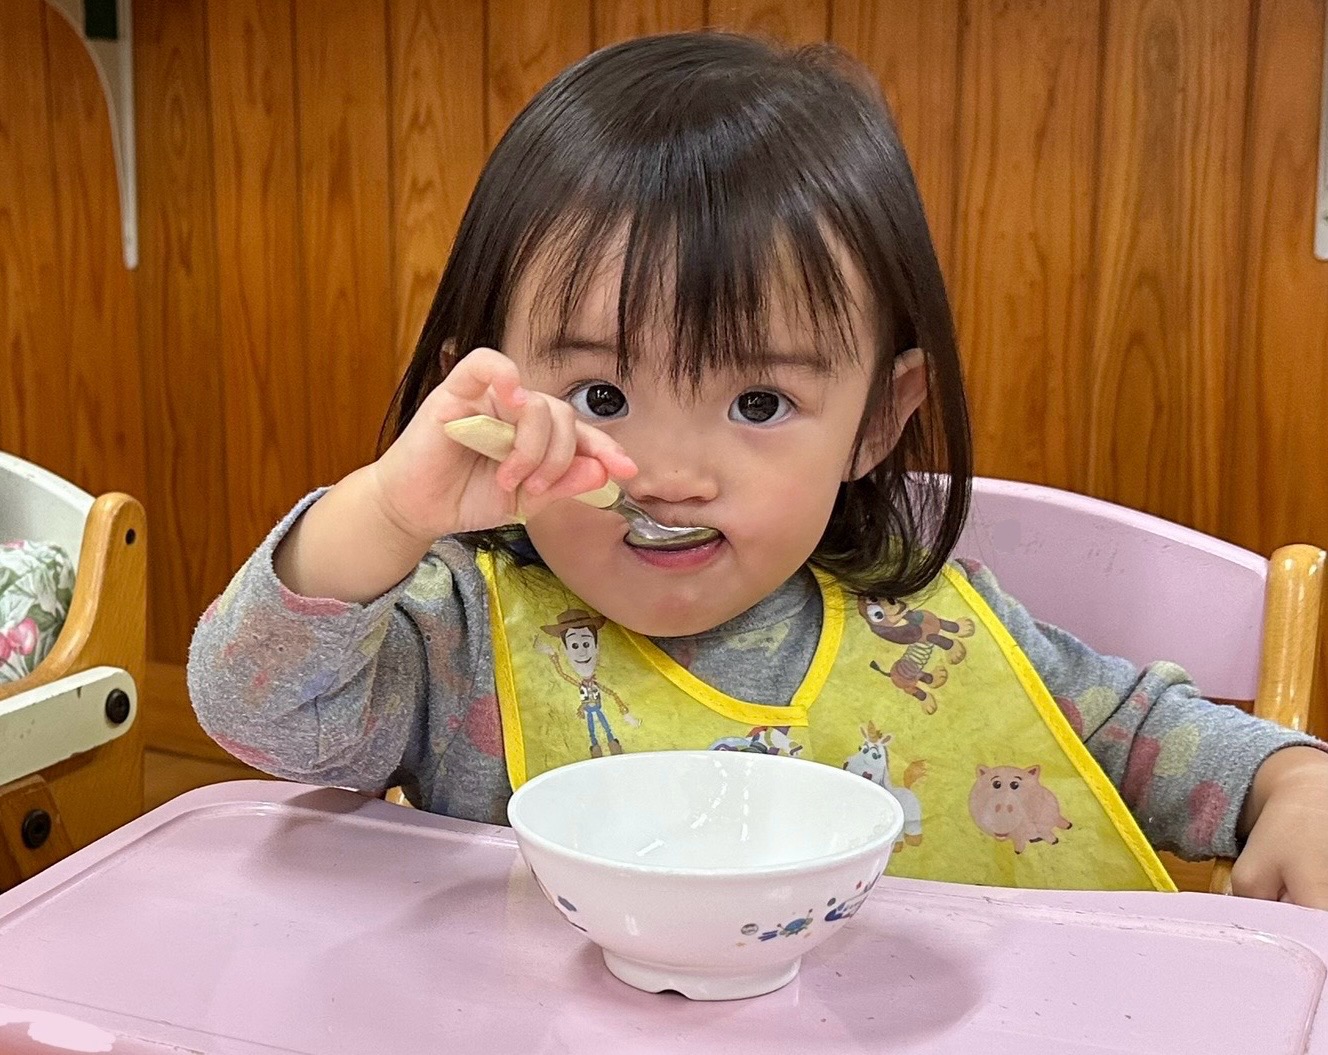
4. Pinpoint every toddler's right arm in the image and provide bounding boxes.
[187,348,633,795]
[187,490,450,792]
